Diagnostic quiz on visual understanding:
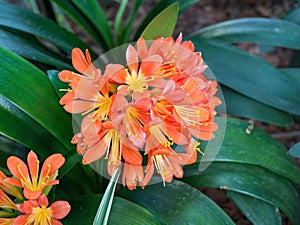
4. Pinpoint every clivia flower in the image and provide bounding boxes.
[0,189,18,210]
[59,34,221,189]
[5,151,65,200]
[0,218,14,225]
[0,170,23,201]
[14,195,71,225]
